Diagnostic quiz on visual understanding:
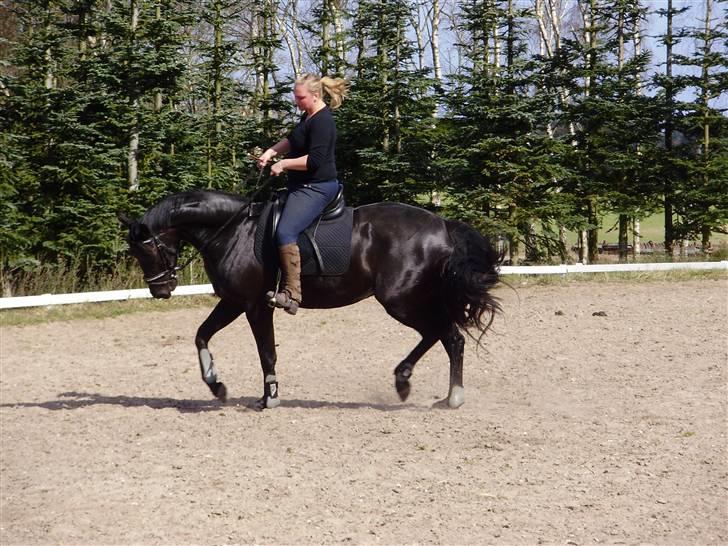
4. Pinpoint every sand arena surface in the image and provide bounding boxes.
[1,279,726,544]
